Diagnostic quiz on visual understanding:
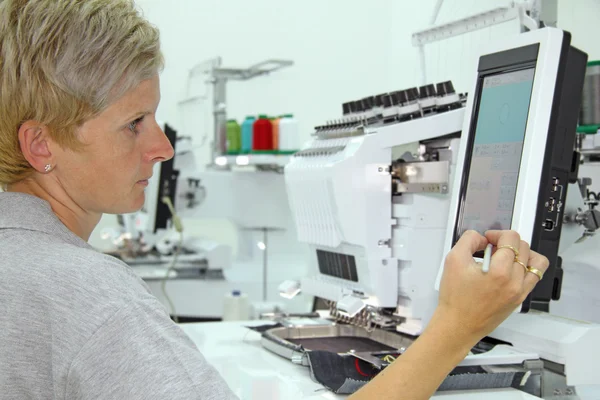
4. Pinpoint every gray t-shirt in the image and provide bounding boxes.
[0,192,237,399]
